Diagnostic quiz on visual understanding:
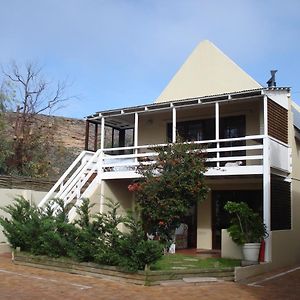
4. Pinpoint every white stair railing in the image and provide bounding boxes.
[38,151,93,208]
[38,150,103,217]
[51,149,102,214]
